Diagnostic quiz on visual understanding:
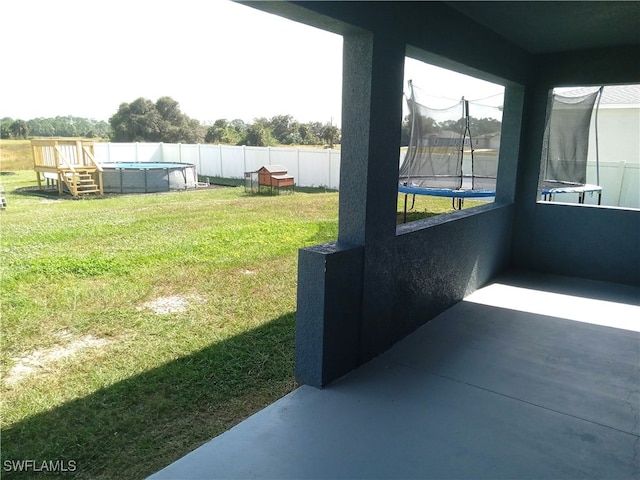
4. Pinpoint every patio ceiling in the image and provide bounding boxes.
[244,1,640,55]
[447,1,640,54]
